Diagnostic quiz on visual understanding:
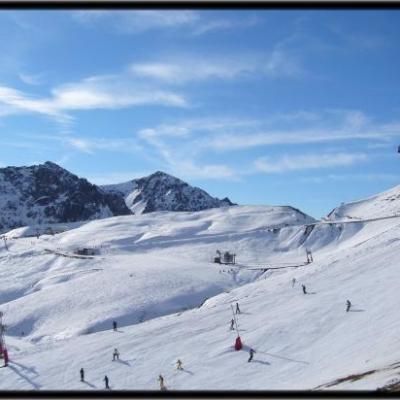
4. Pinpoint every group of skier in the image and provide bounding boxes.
[80,368,110,389]
[293,278,353,312]
[157,360,184,390]
[230,302,258,363]
[228,276,356,368]
[78,276,355,389]
[78,321,188,390]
